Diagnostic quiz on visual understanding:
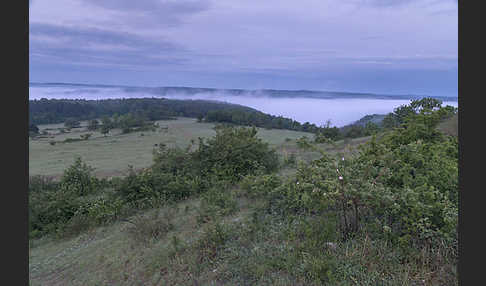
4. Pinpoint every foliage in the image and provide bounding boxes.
[114,166,199,206]
[314,126,339,142]
[29,123,40,137]
[59,157,96,196]
[296,136,313,150]
[29,98,255,126]
[80,133,92,140]
[382,98,457,130]
[28,175,58,193]
[240,173,282,199]
[197,184,239,224]
[193,126,280,182]
[64,118,81,128]
[87,119,99,131]
[270,100,458,248]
